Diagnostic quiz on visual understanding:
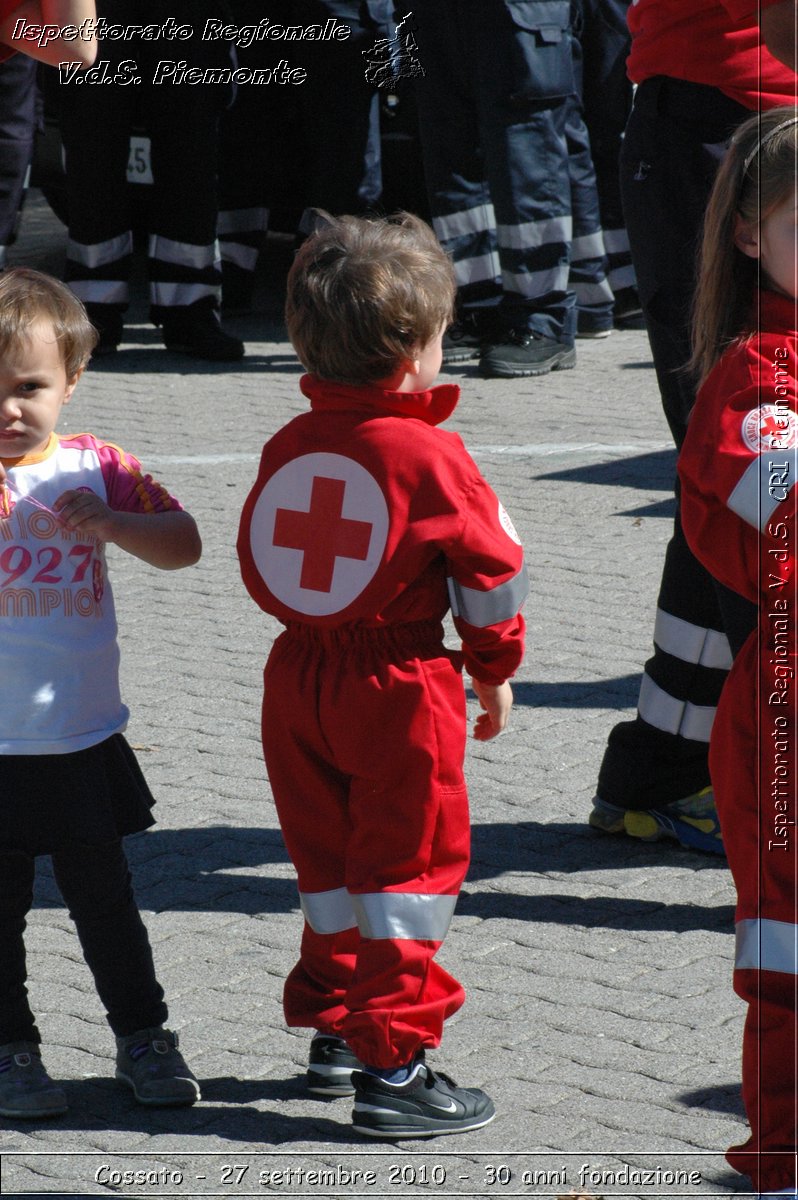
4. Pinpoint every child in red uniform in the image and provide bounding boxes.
[238,213,527,1139]
[679,108,798,1199]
